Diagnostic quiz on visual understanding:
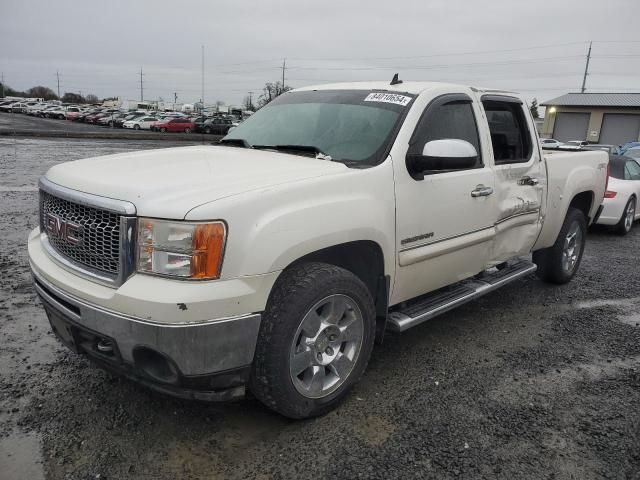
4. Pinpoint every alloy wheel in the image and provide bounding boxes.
[561,220,583,274]
[289,294,364,399]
